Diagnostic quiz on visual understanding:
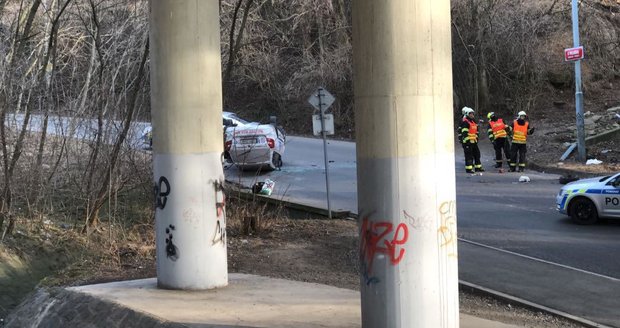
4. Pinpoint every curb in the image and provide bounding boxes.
[459,280,613,328]
[528,160,606,179]
[224,180,352,219]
